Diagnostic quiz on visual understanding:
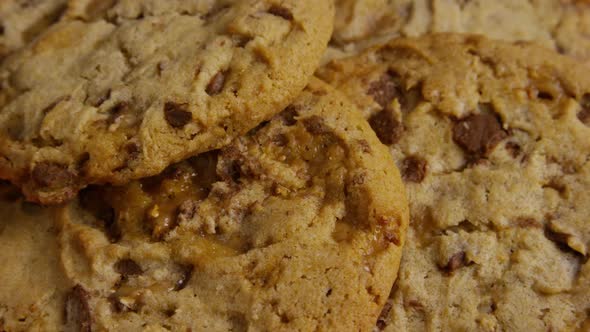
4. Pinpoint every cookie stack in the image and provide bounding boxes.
[0,1,588,331]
